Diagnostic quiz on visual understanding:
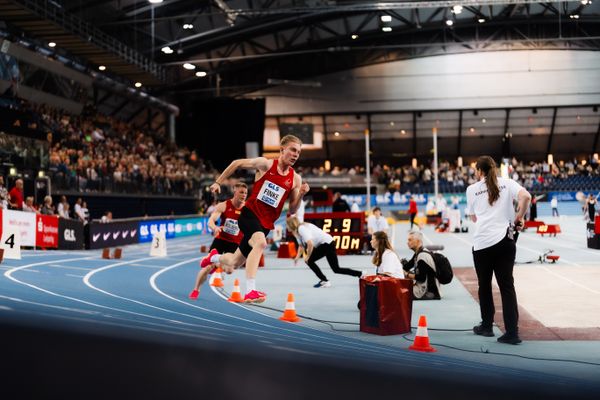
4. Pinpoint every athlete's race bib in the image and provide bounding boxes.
[222,218,240,236]
[257,180,286,208]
